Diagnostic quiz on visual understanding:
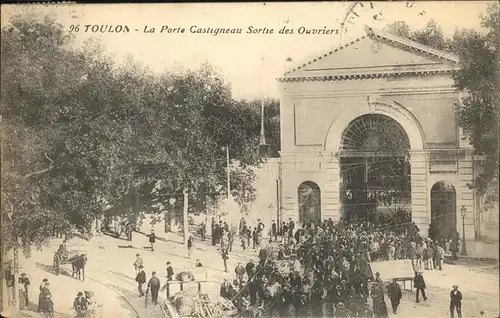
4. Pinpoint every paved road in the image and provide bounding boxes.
[17,221,499,318]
